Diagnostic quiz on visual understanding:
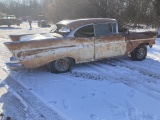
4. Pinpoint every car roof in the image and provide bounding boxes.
[56,18,117,30]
